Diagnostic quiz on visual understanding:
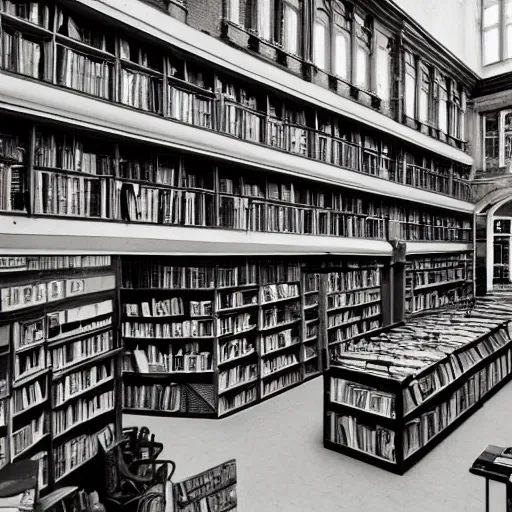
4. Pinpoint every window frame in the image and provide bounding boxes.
[482,0,512,65]
[483,110,500,172]
[281,0,301,55]
[332,0,352,81]
[352,8,373,91]
[373,26,393,106]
